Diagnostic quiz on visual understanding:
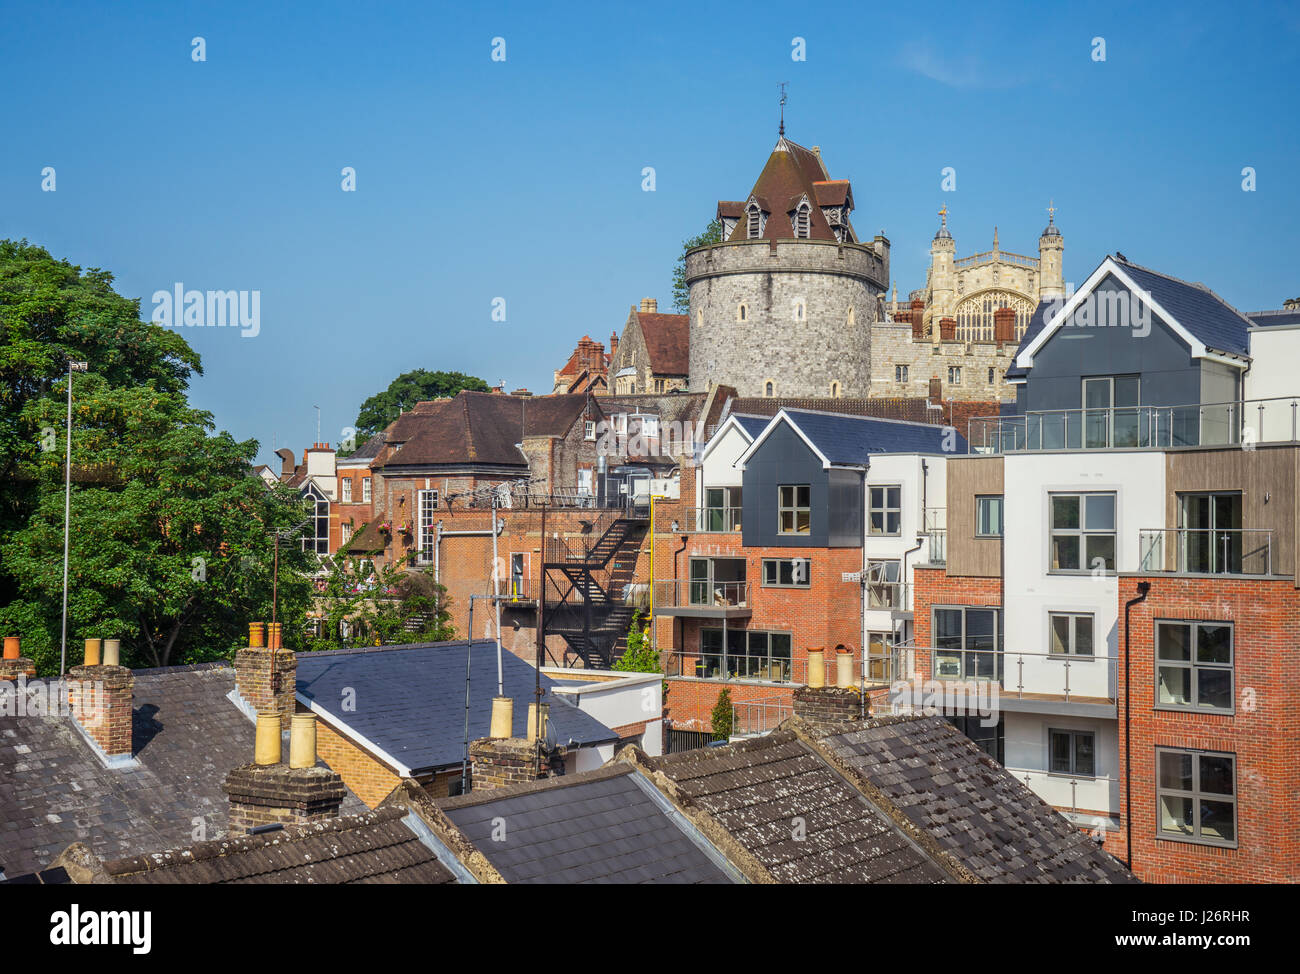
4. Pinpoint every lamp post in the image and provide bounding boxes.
[59,360,89,676]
